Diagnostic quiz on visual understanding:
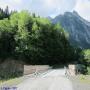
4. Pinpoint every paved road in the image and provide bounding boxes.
[17,69,73,90]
